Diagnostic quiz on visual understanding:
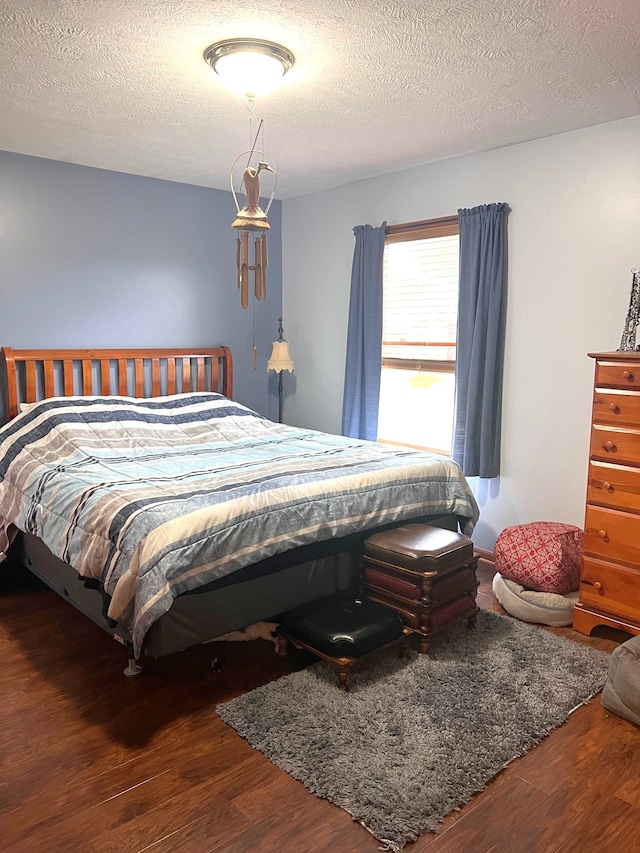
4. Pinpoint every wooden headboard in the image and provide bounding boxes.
[1,346,233,421]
